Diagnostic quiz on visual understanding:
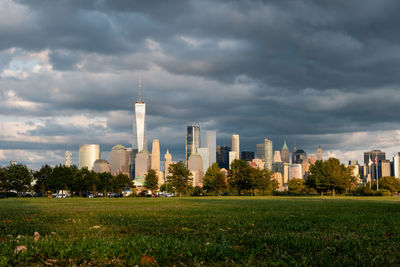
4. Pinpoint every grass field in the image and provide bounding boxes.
[1,196,400,266]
